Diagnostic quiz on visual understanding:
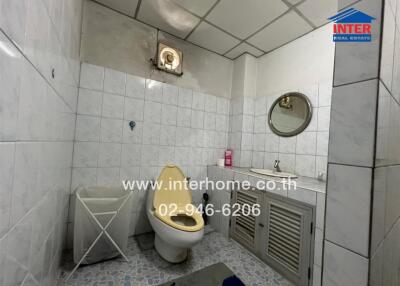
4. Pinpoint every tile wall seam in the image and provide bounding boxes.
[0,27,77,113]
[39,0,80,86]
[324,238,370,259]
